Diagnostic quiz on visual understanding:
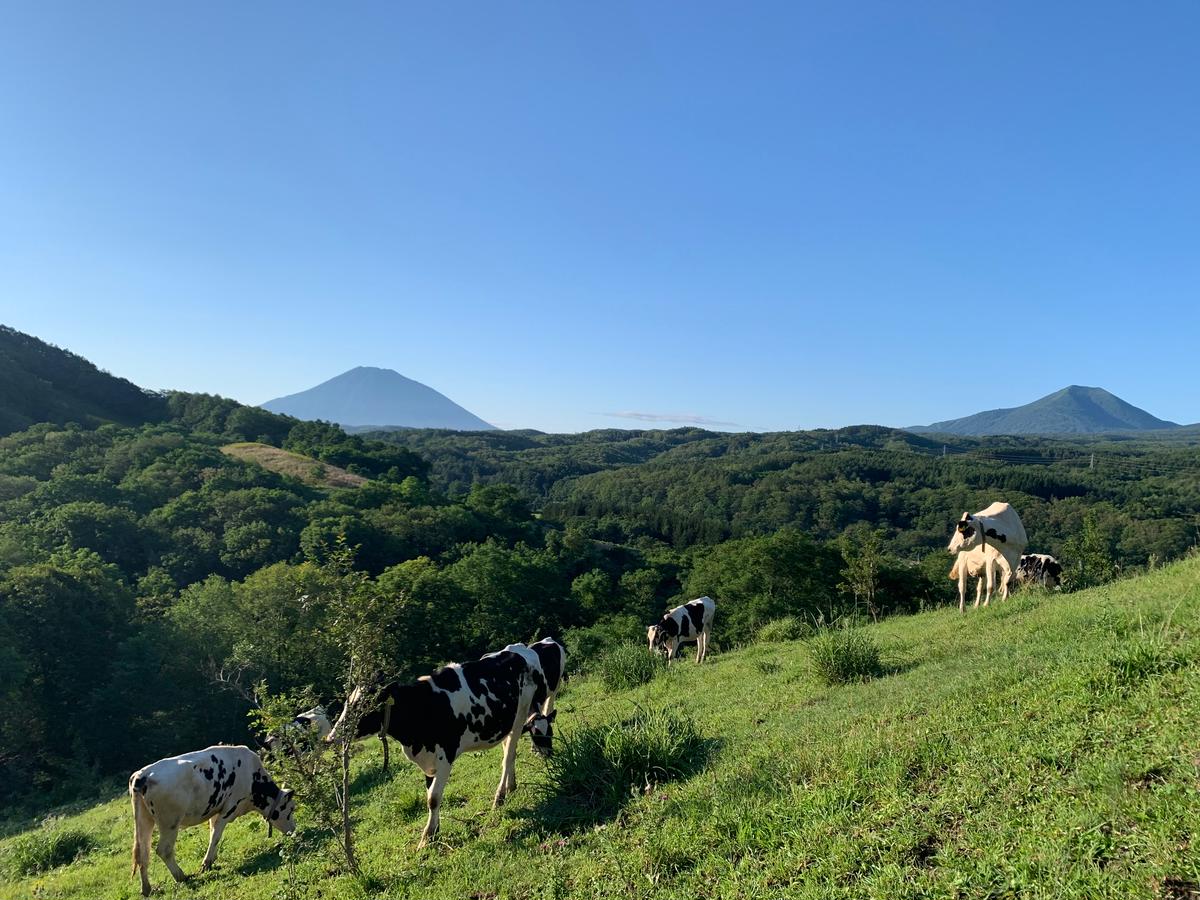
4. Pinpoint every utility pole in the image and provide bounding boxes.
[942,445,947,459]
[1090,453,1095,471]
